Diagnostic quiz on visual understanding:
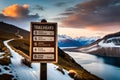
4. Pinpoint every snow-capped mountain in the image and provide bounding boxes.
[98,37,120,47]
[71,31,120,57]
[58,35,97,47]
[75,36,98,46]
[99,32,120,47]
